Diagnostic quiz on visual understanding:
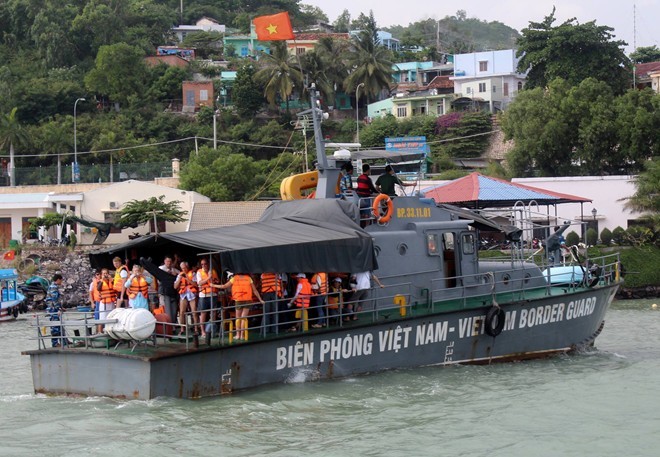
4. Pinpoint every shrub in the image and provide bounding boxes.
[586,228,598,246]
[600,228,612,246]
[626,226,654,246]
[566,231,580,246]
[612,226,626,245]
